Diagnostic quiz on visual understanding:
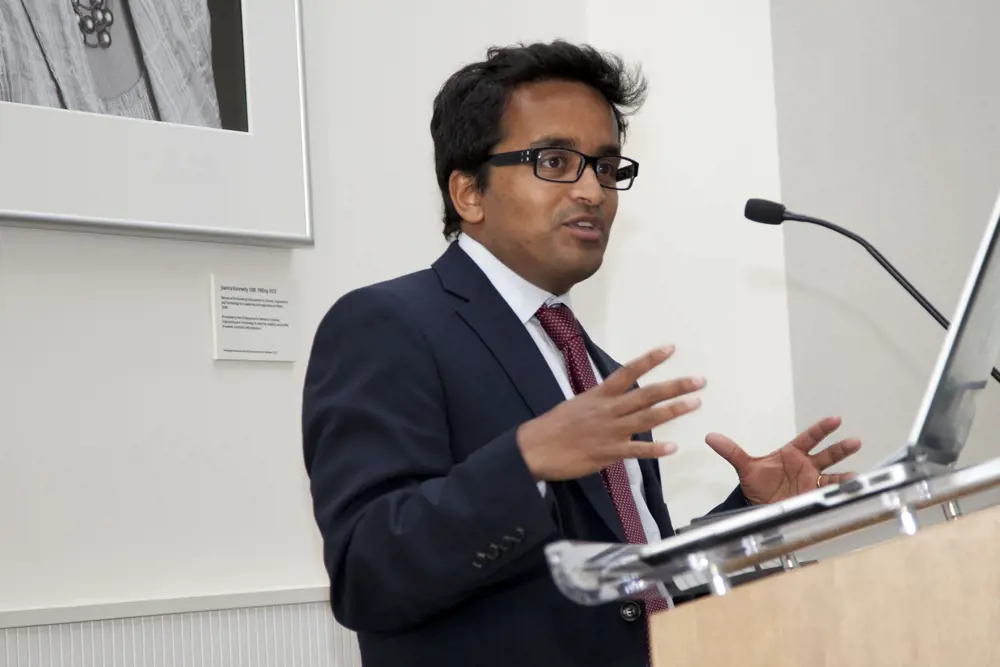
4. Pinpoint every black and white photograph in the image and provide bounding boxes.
[0,0,311,244]
[0,0,249,132]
